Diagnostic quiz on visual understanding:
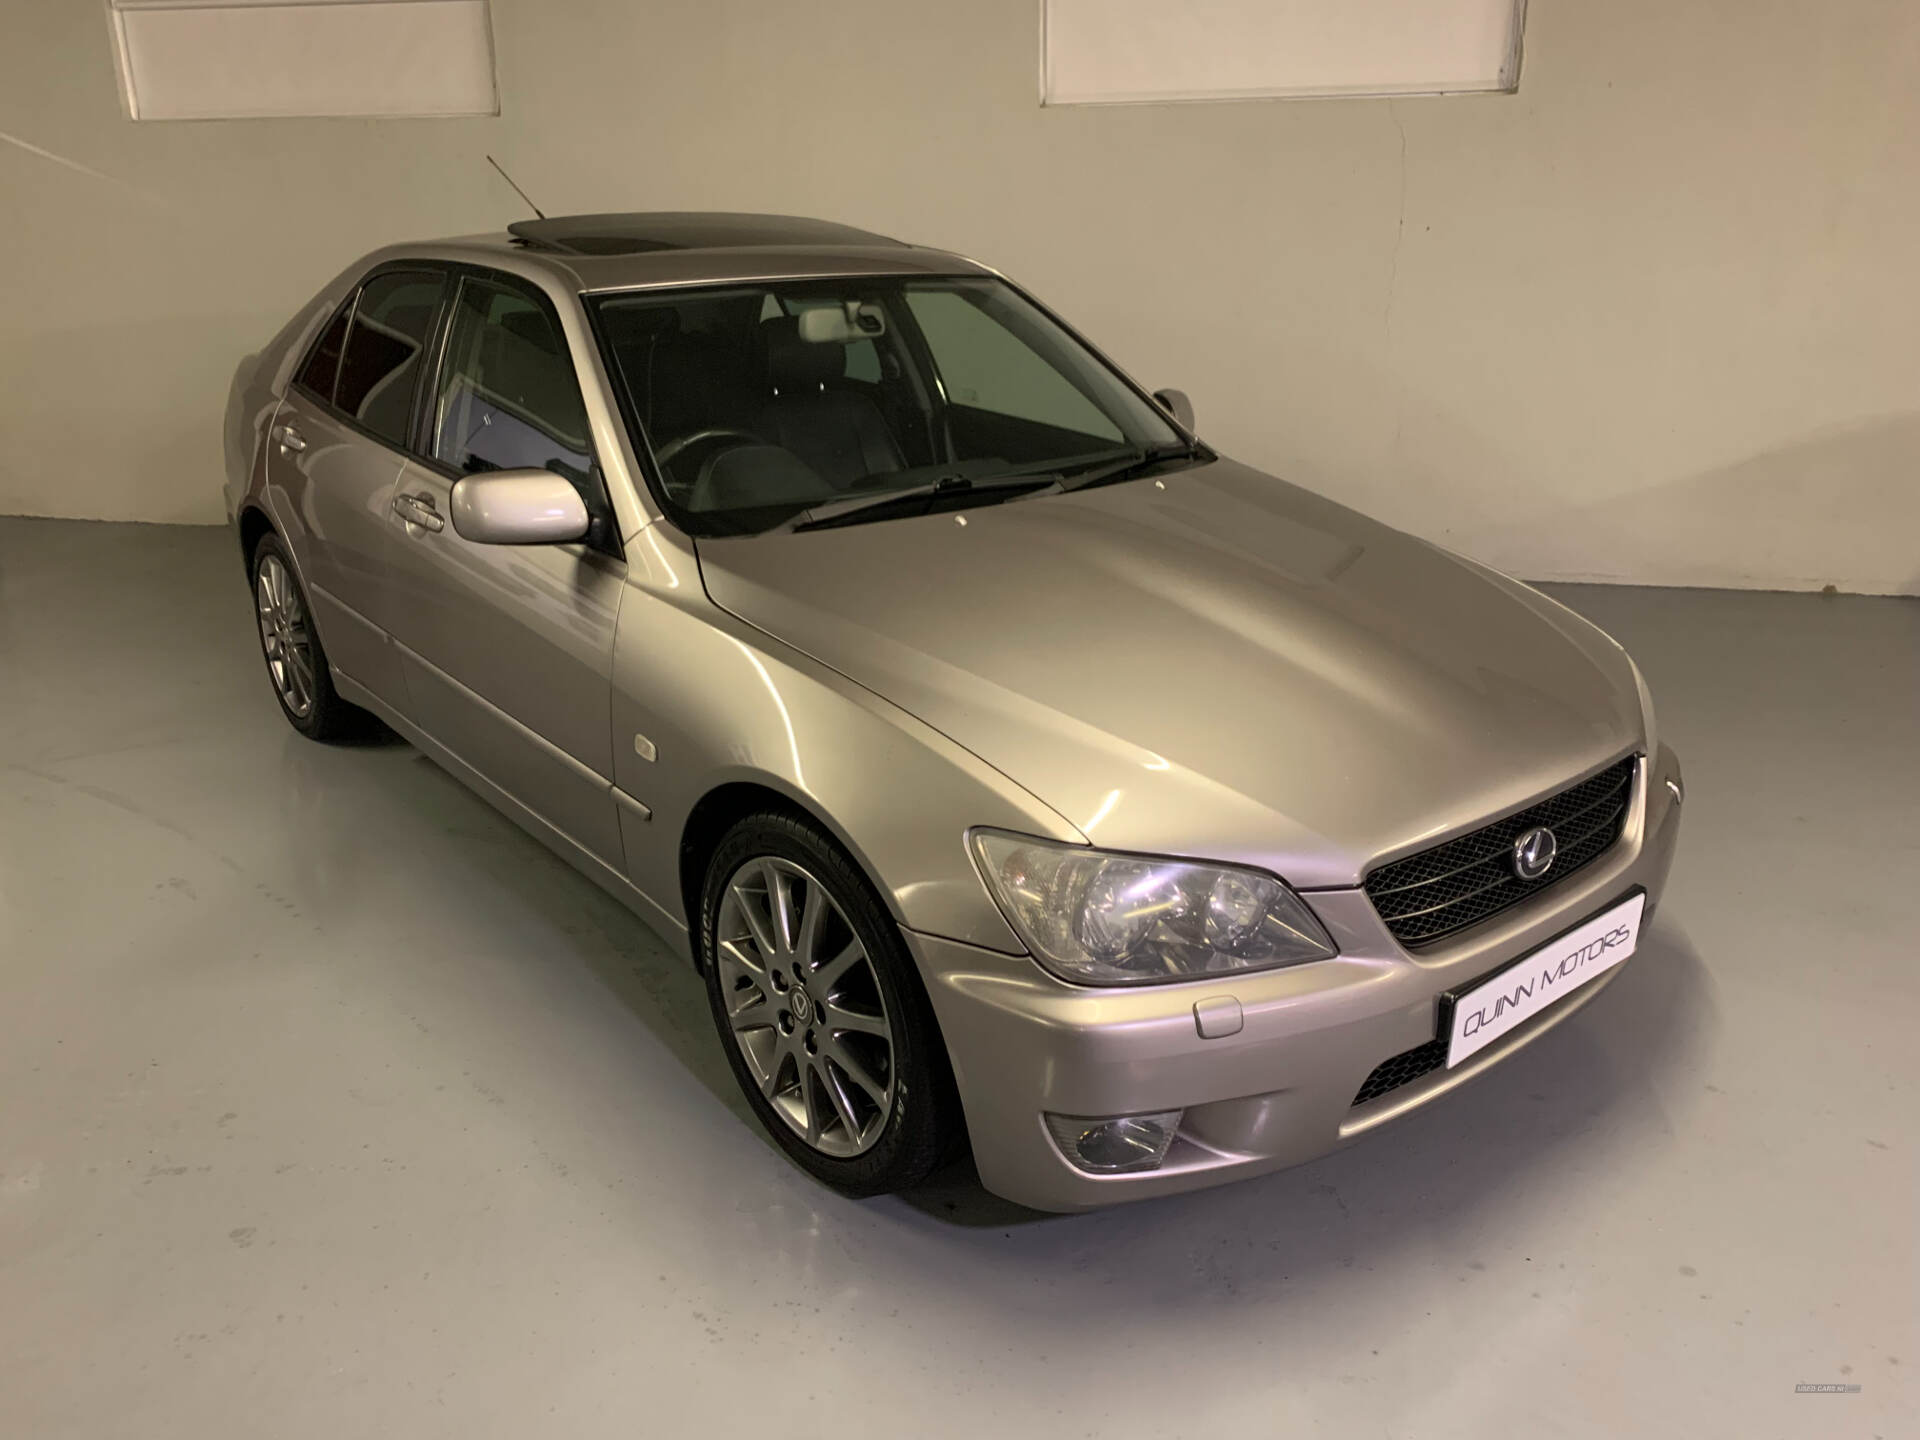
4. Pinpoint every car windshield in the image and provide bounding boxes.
[589,276,1185,535]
